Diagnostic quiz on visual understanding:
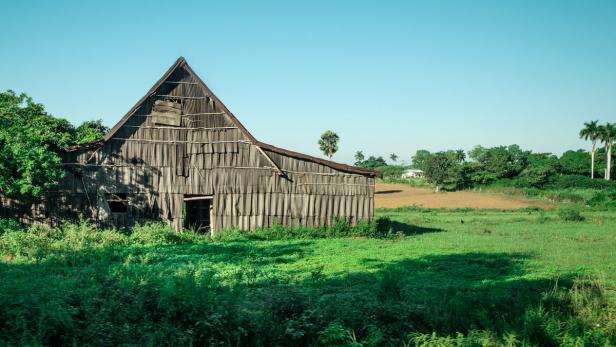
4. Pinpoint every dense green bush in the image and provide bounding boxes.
[548,175,616,190]
[0,218,21,234]
[587,189,616,208]
[557,206,585,222]
[518,166,557,188]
